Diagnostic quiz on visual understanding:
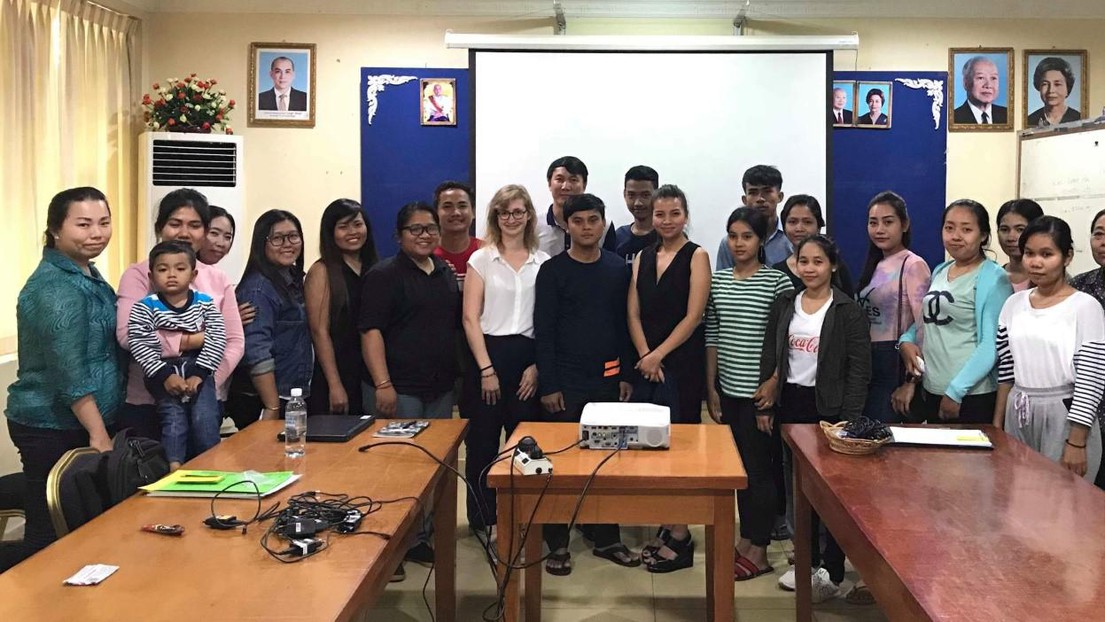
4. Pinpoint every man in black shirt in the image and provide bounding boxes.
[614,165,659,268]
[534,193,639,575]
